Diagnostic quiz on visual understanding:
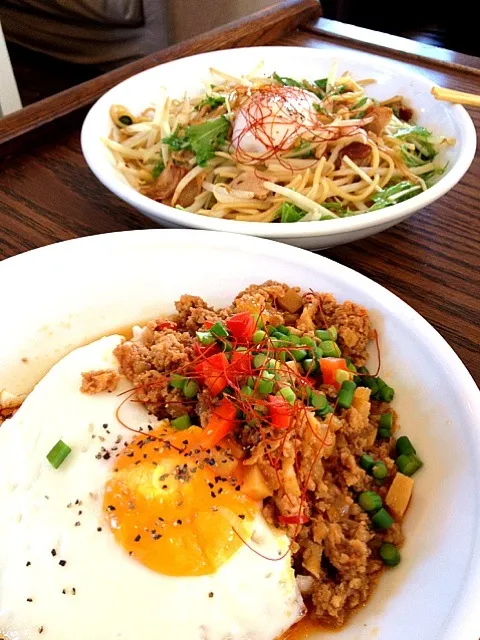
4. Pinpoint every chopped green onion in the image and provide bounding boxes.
[396,453,423,476]
[288,334,301,345]
[360,454,375,472]
[396,436,416,457]
[316,403,334,417]
[313,346,323,360]
[315,329,331,341]
[379,413,393,430]
[371,508,394,530]
[183,380,198,399]
[380,542,401,567]
[347,362,357,373]
[253,353,267,369]
[327,326,338,341]
[267,325,276,336]
[261,370,275,381]
[278,387,296,405]
[240,385,254,397]
[257,379,275,394]
[221,340,233,352]
[252,329,266,344]
[47,440,72,469]
[378,427,392,439]
[337,380,356,409]
[291,348,308,362]
[196,331,216,345]
[266,358,280,372]
[246,376,255,388]
[310,391,327,411]
[372,461,388,480]
[169,374,186,389]
[210,322,229,338]
[358,491,382,513]
[275,325,290,336]
[302,358,317,374]
[236,346,248,352]
[379,385,395,402]
[321,340,341,358]
[171,415,191,430]
[300,336,315,347]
